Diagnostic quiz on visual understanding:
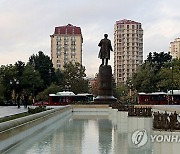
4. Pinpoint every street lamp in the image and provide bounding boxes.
[49,68,52,84]
[32,70,36,104]
[170,64,174,104]
[122,90,125,104]
[128,82,133,97]
[10,78,19,105]
[32,59,36,104]
[127,81,133,104]
[65,84,71,91]
[10,78,19,85]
